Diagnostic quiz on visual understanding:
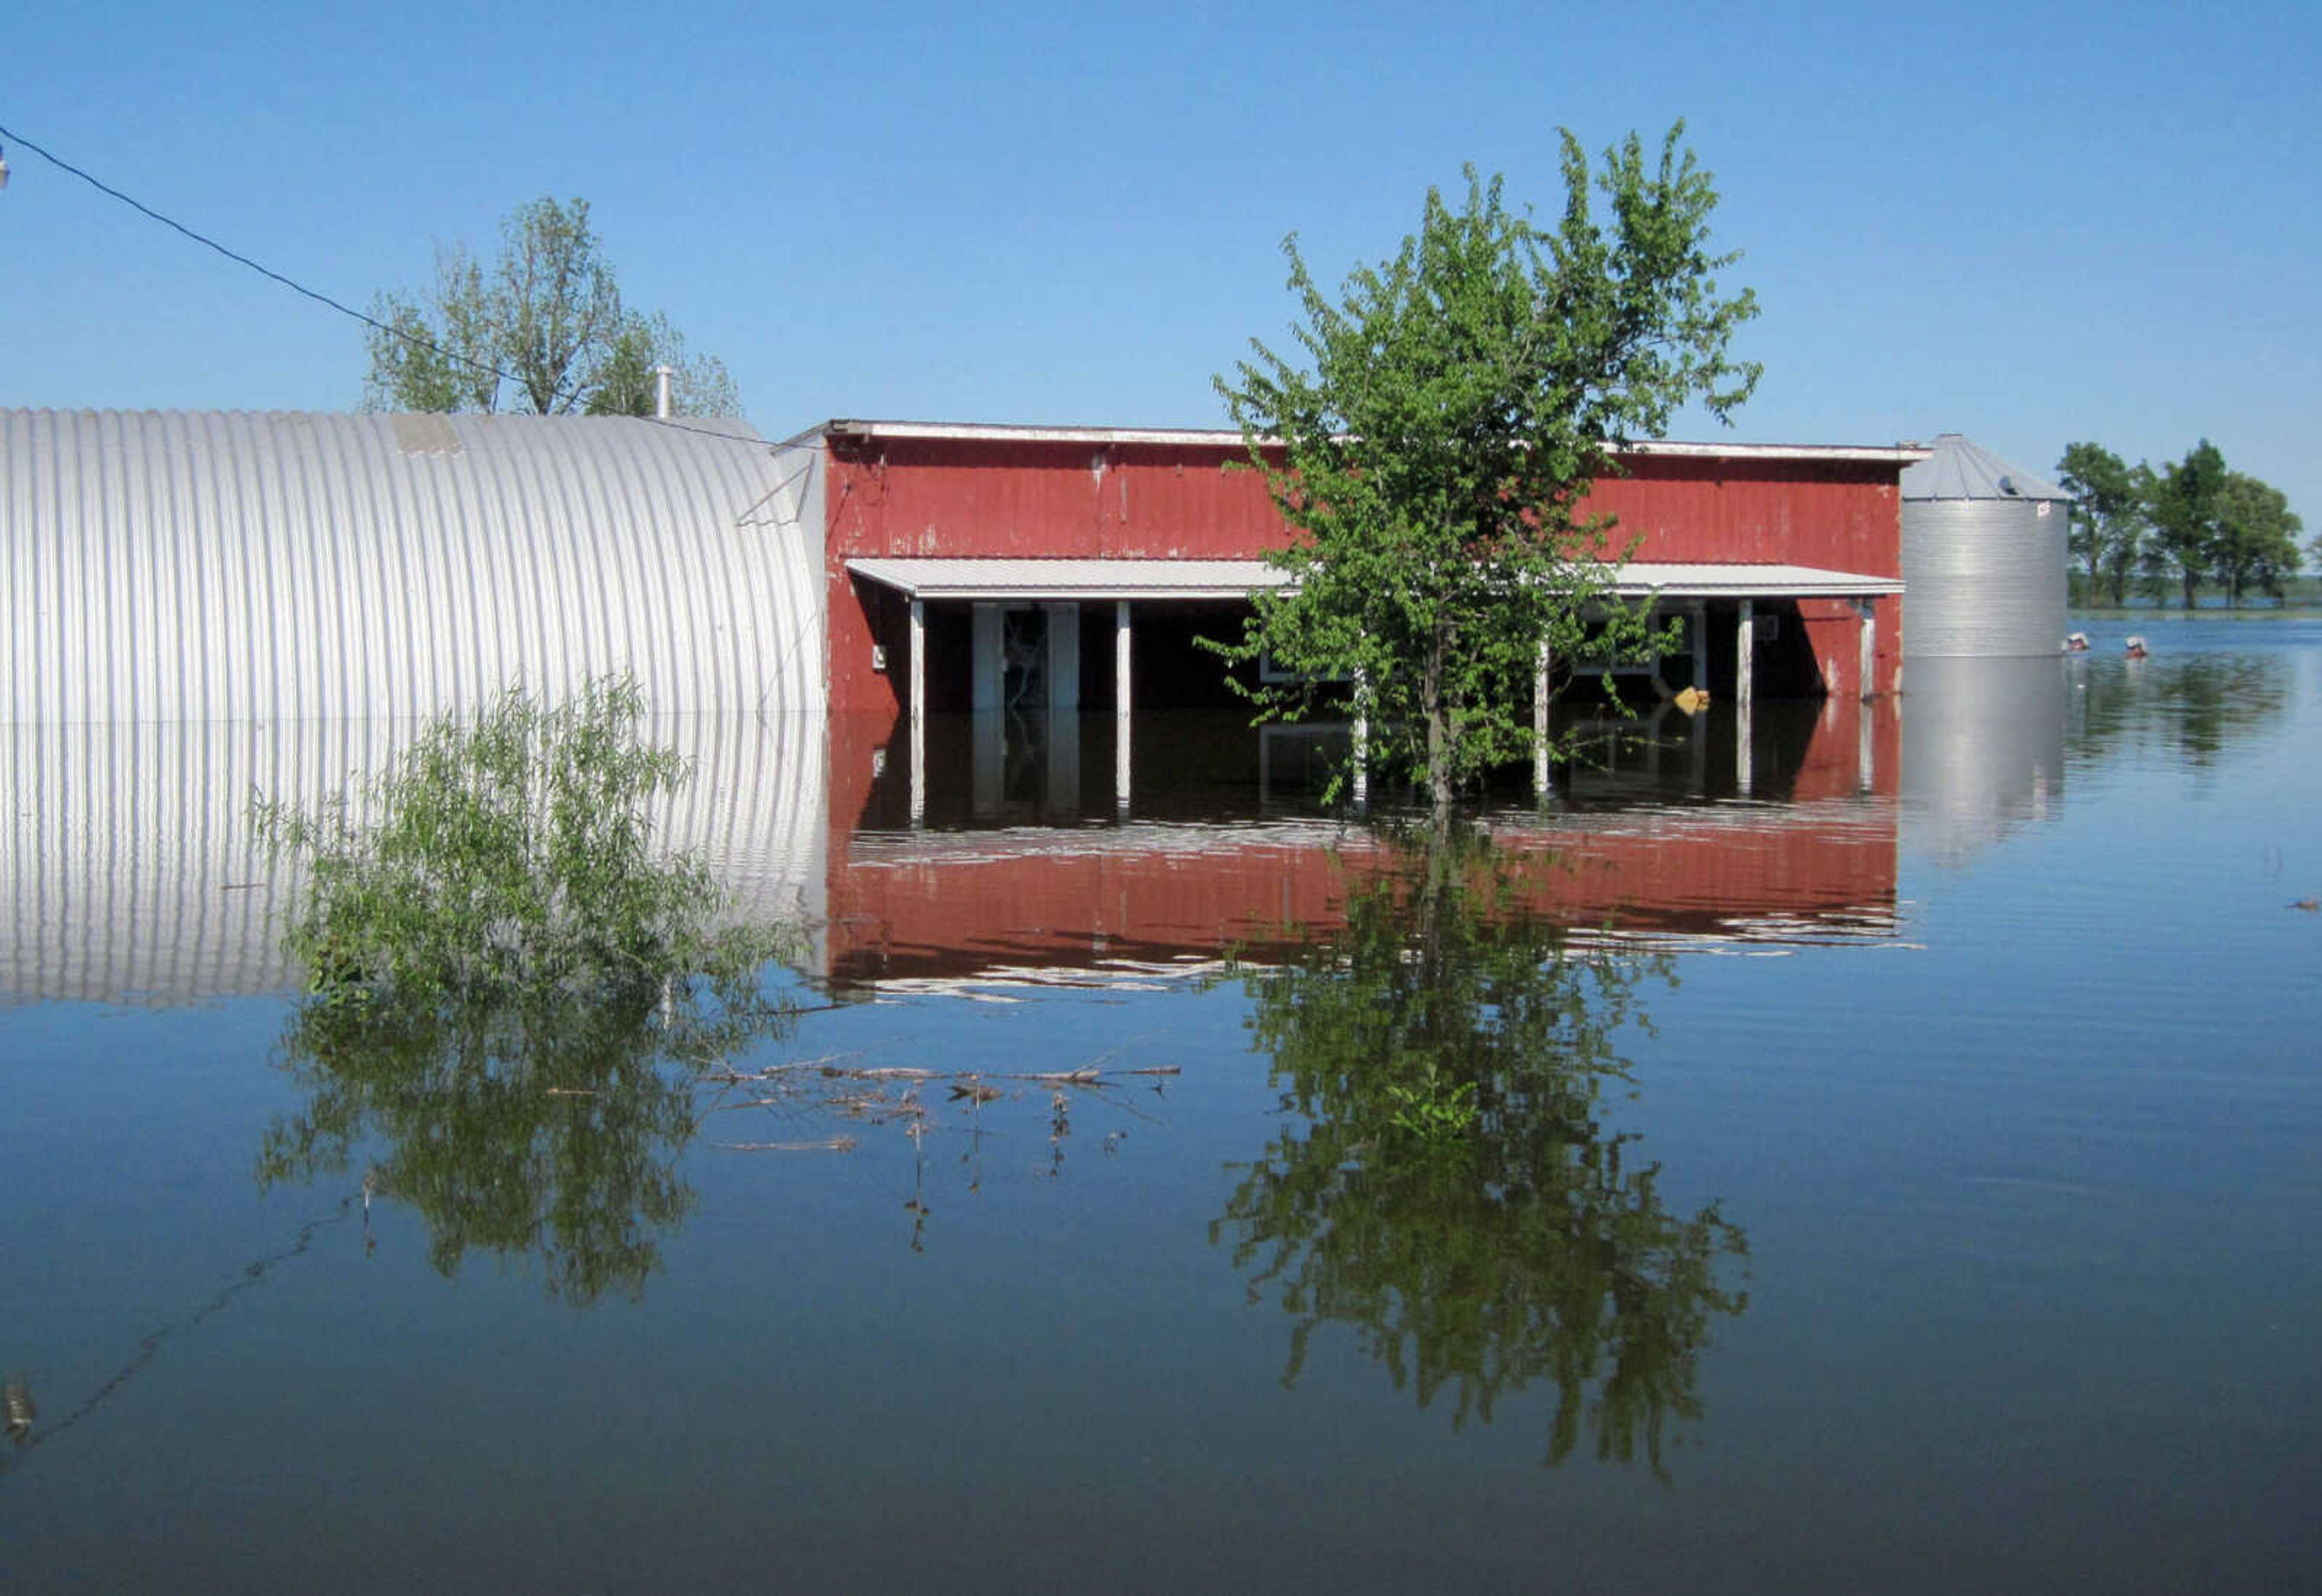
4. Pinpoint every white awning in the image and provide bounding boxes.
[845,556,1902,602]
[1616,562,1904,598]
[847,557,1296,600]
